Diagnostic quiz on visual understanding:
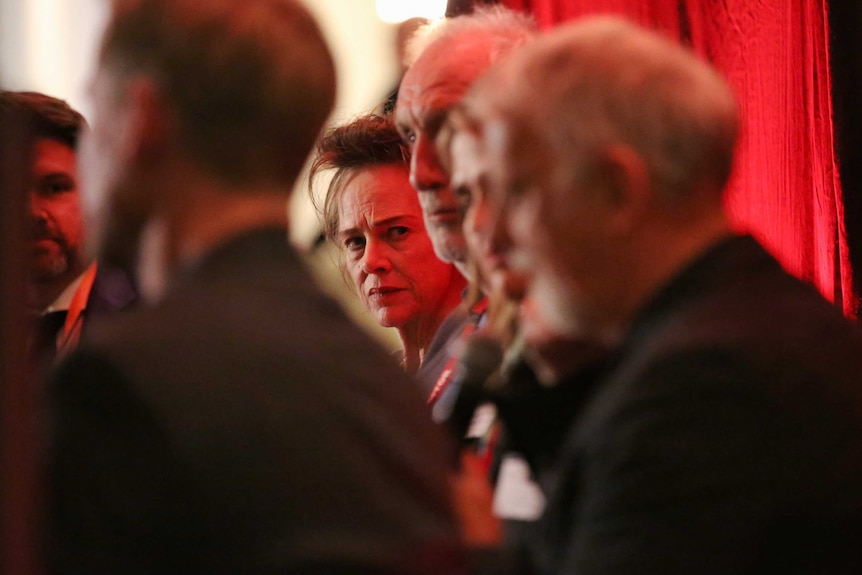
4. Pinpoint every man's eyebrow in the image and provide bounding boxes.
[39,172,74,179]
[35,172,75,186]
[397,91,457,136]
[420,108,449,134]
